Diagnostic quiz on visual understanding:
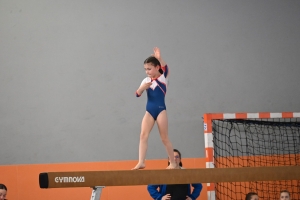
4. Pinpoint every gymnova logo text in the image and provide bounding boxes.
[55,176,85,183]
